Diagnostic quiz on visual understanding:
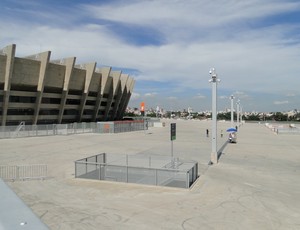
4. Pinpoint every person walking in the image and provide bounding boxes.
[206,129,209,137]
